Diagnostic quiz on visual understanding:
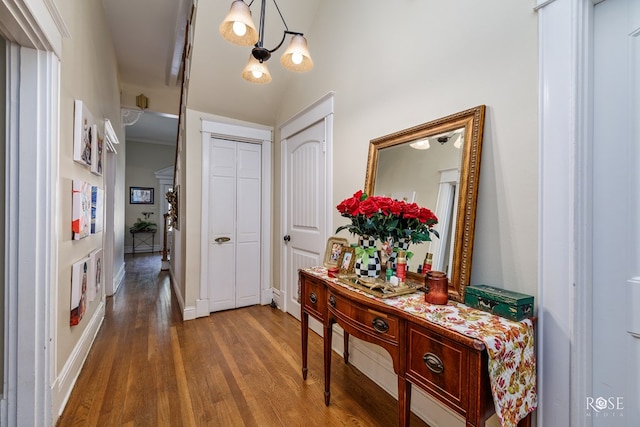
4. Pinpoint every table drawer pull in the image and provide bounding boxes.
[309,292,318,304]
[423,352,444,374]
[372,317,389,333]
[329,295,336,308]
